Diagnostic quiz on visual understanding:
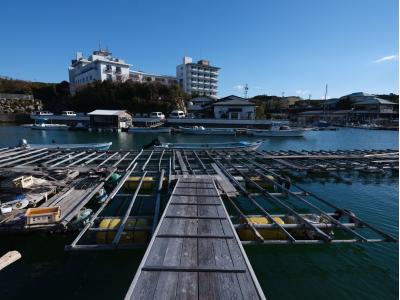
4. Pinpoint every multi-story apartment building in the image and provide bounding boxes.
[68,49,131,95]
[176,56,219,98]
[129,70,178,86]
